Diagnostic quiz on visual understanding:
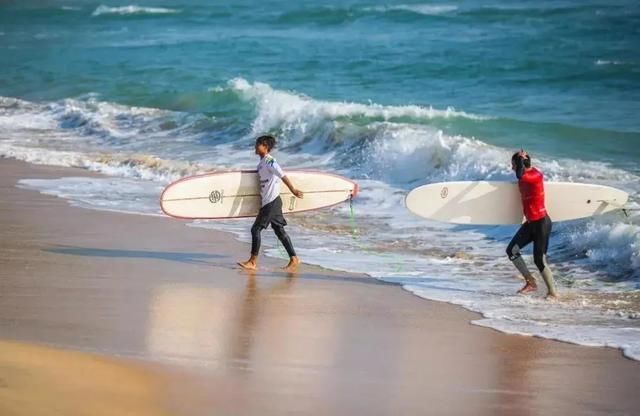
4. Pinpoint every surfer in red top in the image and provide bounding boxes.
[506,151,558,298]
